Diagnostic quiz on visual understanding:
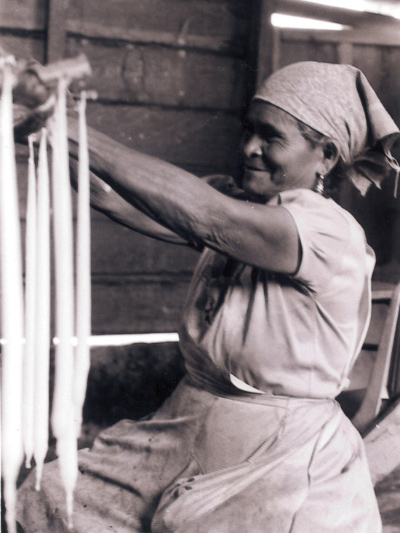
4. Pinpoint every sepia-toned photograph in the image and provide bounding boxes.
[1,0,399,531]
